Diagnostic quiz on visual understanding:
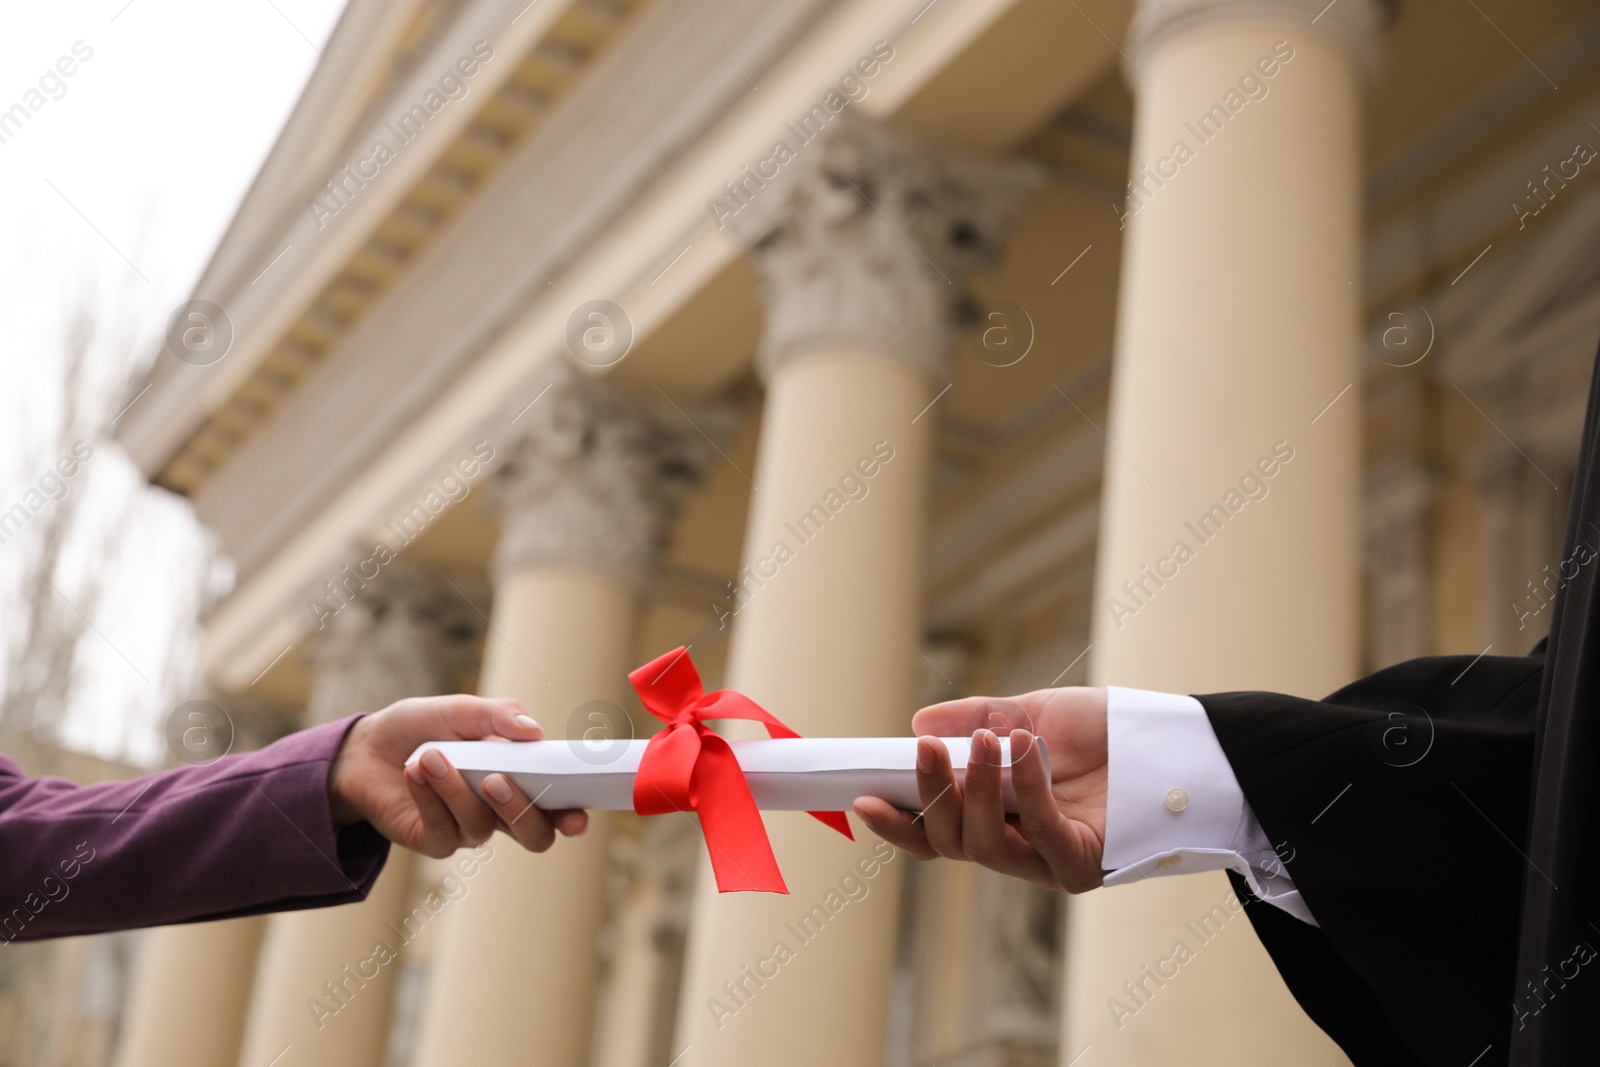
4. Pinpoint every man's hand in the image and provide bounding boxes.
[327,695,588,859]
[852,687,1108,893]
